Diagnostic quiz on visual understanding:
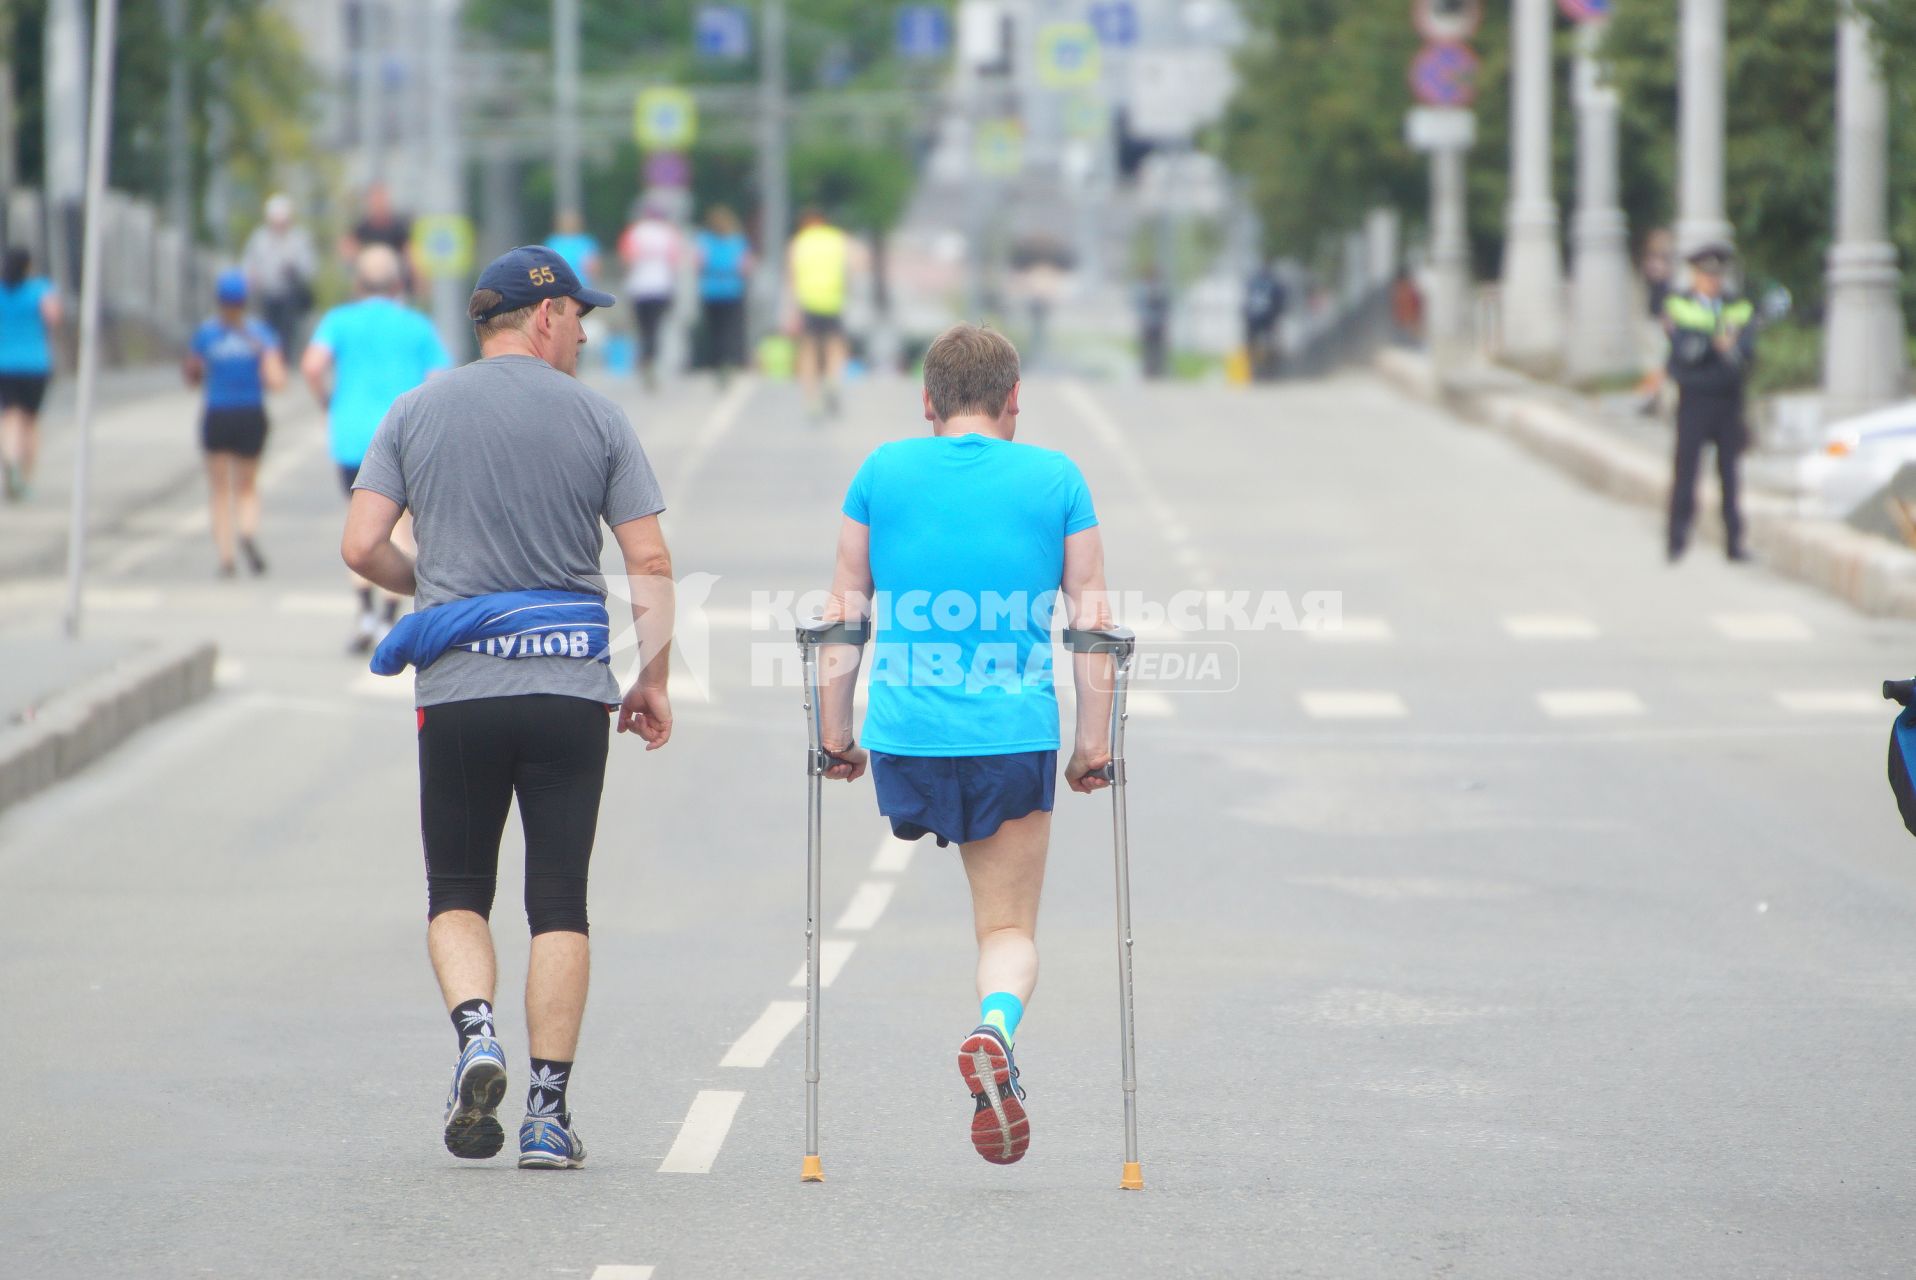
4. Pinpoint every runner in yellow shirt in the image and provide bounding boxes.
[787,209,860,420]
